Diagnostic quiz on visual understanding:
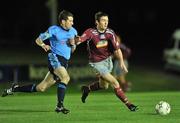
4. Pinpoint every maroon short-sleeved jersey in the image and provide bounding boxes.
[80,28,119,62]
